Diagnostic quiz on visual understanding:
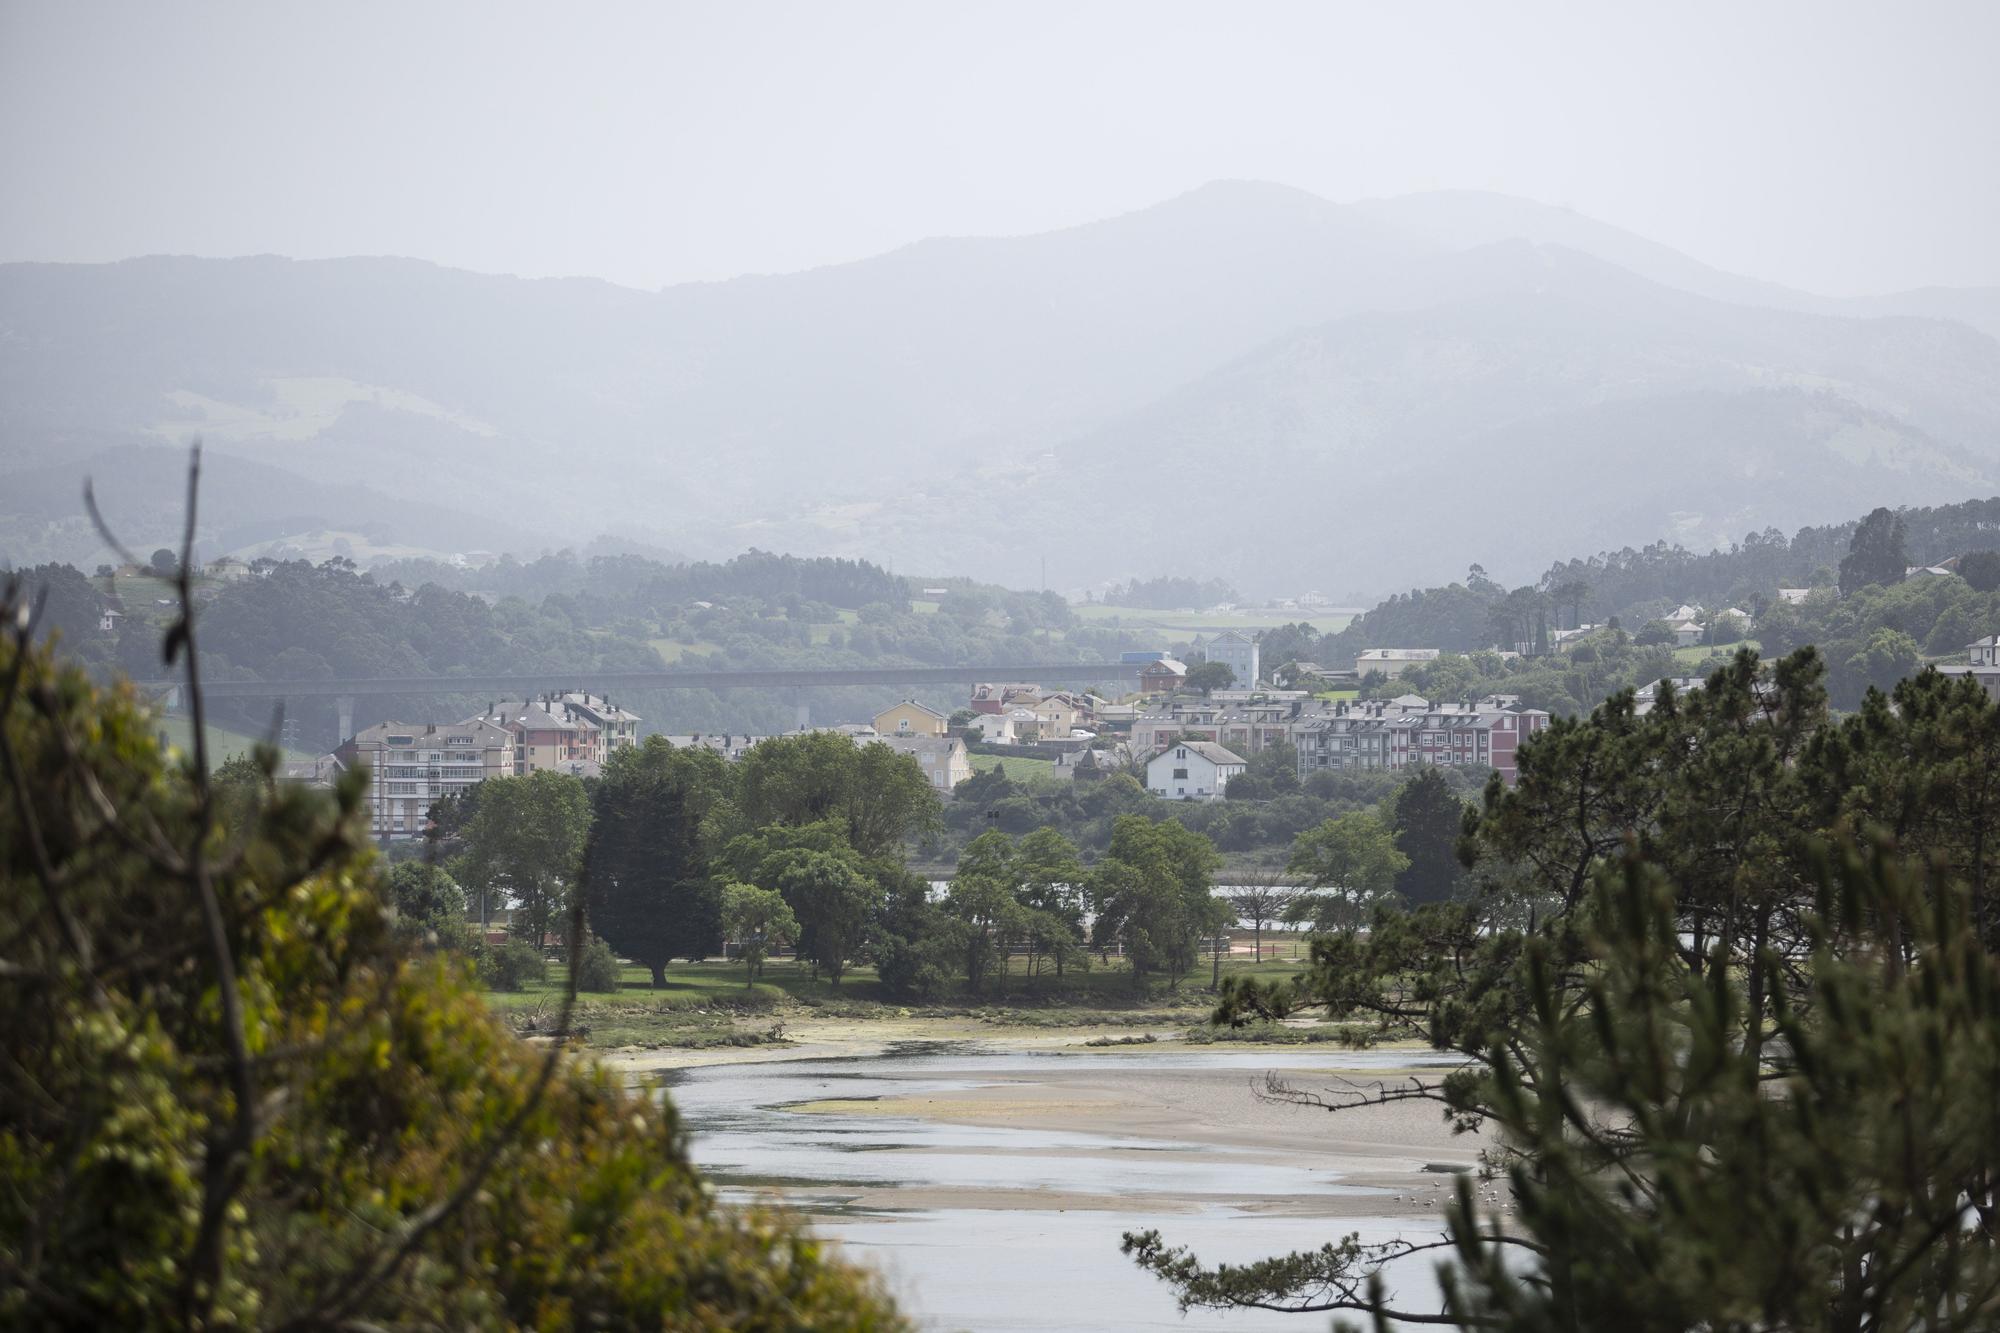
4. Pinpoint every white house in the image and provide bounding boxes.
[1355,648,1439,679]
[969,707,1038,745]
[1670,618,1705,648]
[1970,636,2000,667]
[878,735,973,792]
[1145,740,1246,801]
[1203,630,1261,688]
